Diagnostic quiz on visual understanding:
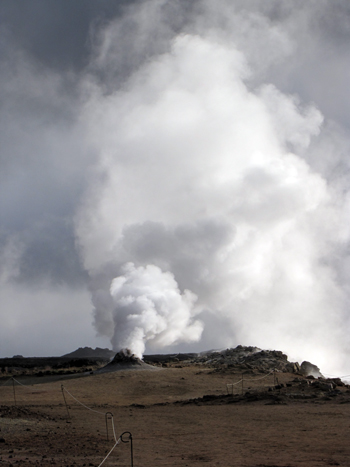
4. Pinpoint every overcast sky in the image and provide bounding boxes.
[1,0,350,374]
